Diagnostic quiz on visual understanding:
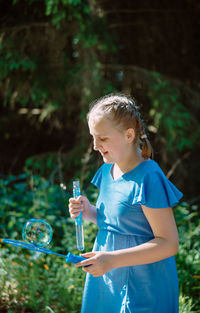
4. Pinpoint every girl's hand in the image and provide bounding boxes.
[75,251,114,277]
[68,195,91,220]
